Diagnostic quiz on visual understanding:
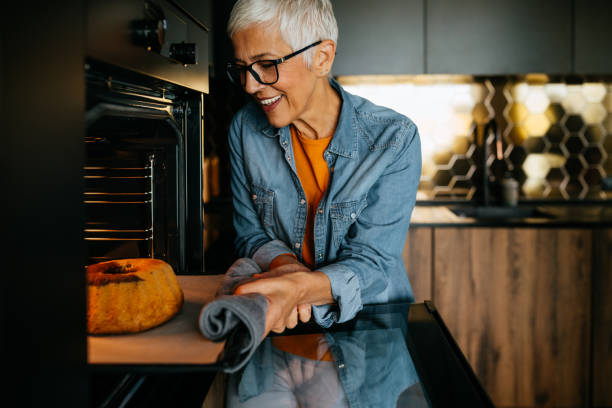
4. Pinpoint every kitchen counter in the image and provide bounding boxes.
[410,204,612,227]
